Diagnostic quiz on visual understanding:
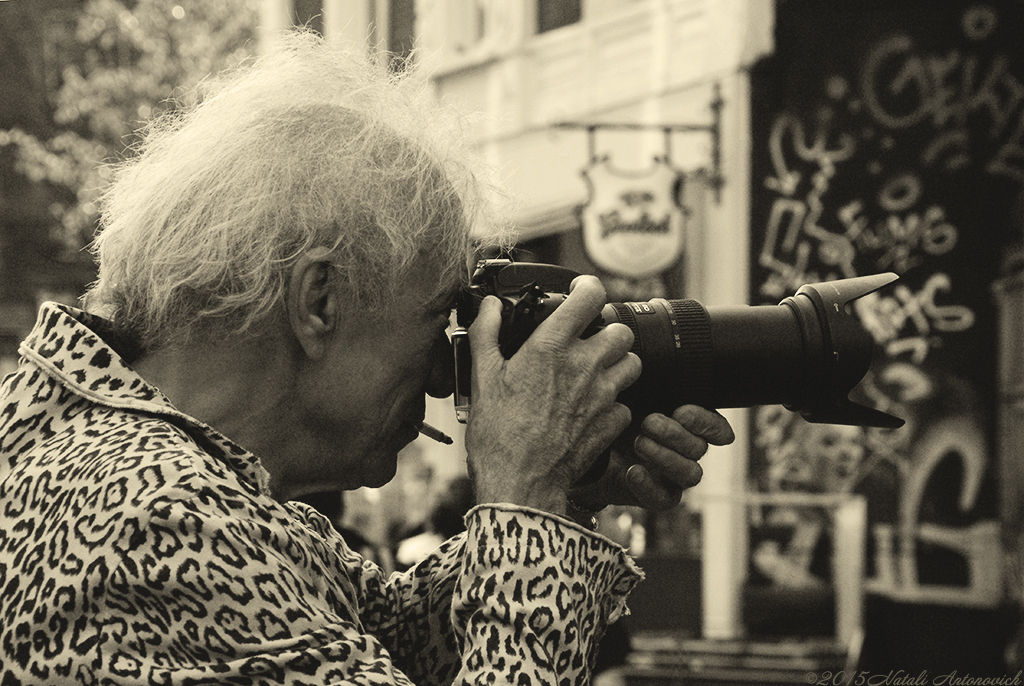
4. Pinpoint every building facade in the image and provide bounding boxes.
[304,0,774,644]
